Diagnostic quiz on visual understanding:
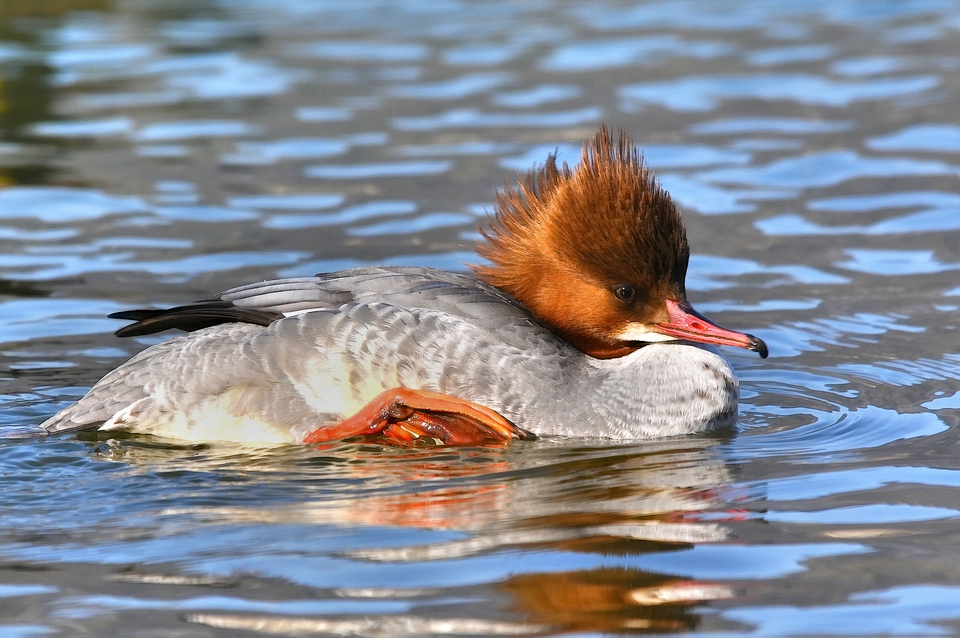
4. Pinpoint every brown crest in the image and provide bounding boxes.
[472,126,690,358]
